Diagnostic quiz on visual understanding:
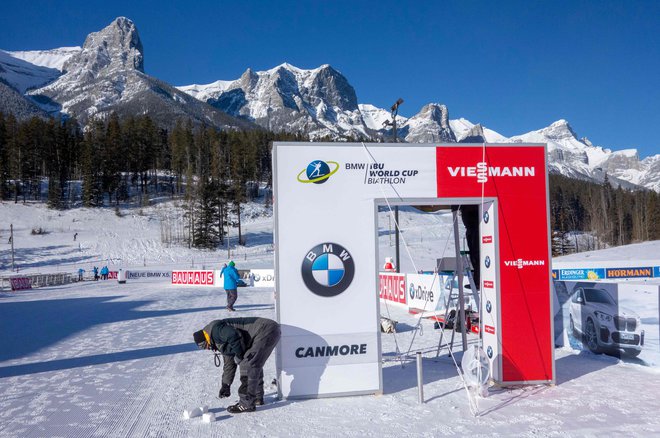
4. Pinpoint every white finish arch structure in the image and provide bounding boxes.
[273,142,555,398]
